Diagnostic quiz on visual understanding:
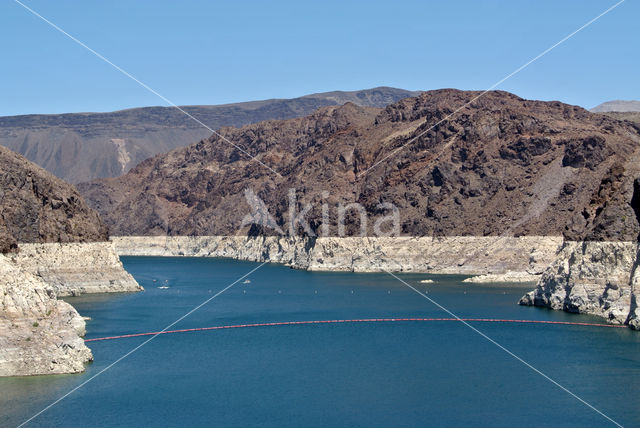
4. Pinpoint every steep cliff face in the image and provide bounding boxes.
[0,147,140,376]
[0,255,92,376]
[80,90,640,241]
[519,241,639,328]
[0,145,139,294]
